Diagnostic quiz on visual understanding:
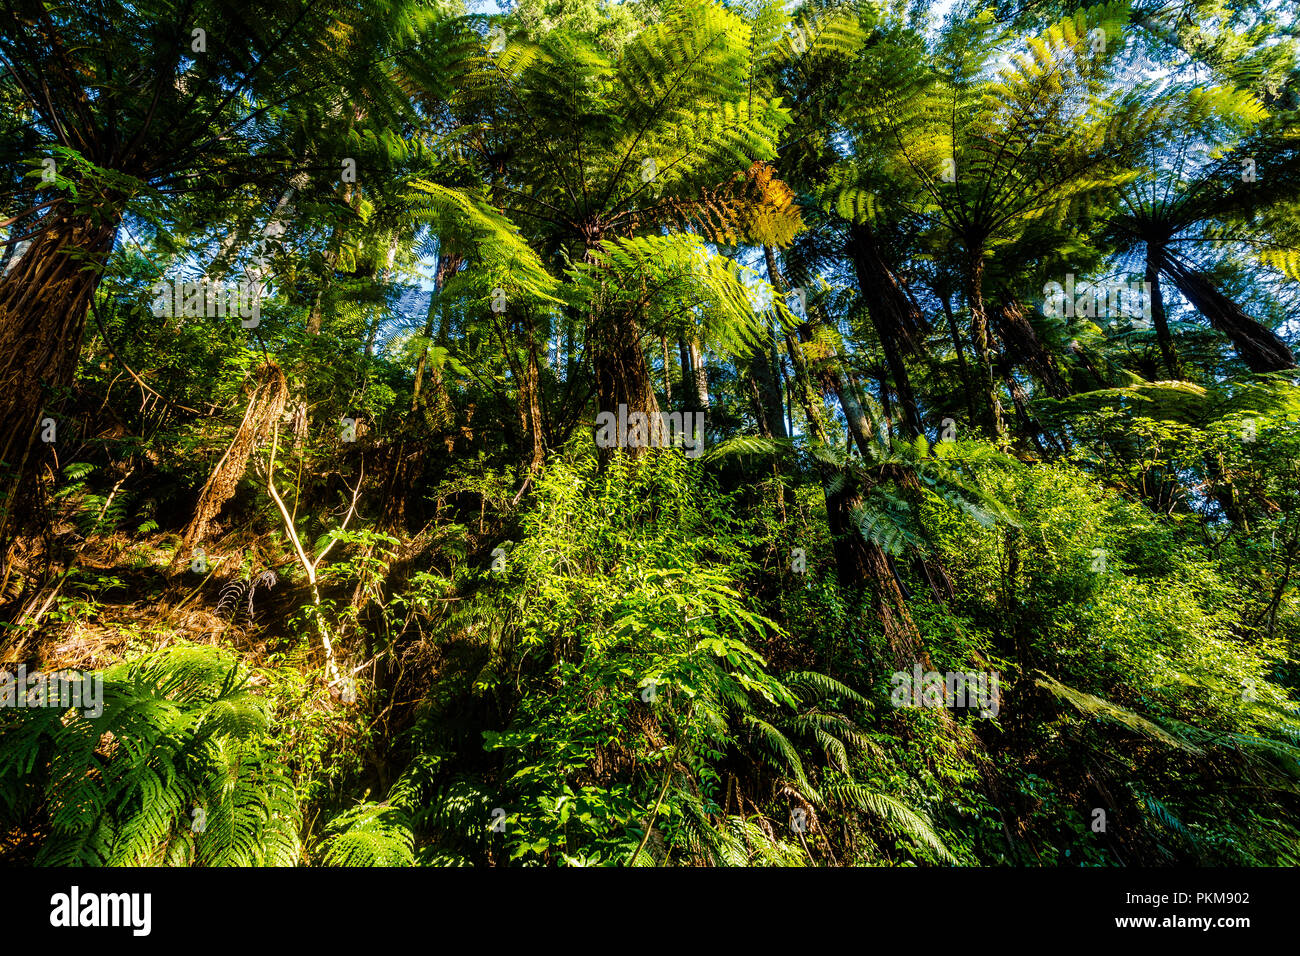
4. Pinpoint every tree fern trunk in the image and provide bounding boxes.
[593,312,664,460]
[992,298,1070,399]
[940,290,978,427]
[827,485,933,671]
[517,323,546,475]
[846,224,924,439]
[779,312,932,669]
[965,253,1008,445]
[748,318,786,439]
[765,244,873,450]
[1145,246,1181,379]
[1160,251,1296,373]
[0,210,120,545]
